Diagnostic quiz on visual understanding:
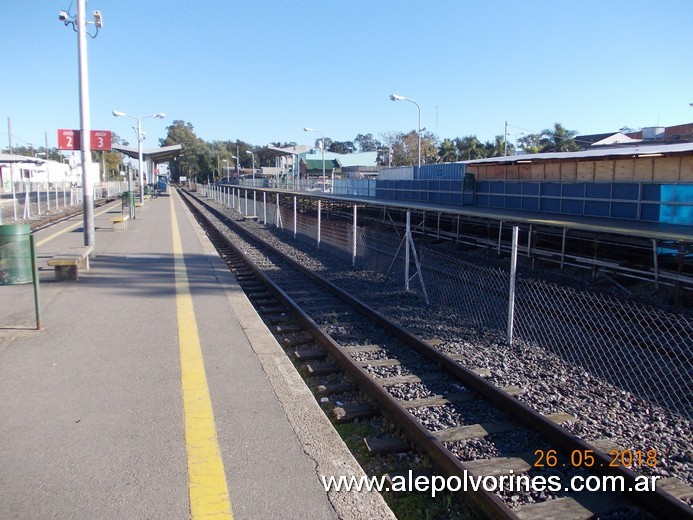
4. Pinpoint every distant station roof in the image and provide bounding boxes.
[112,144,182,163]
[0,153,44,164]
